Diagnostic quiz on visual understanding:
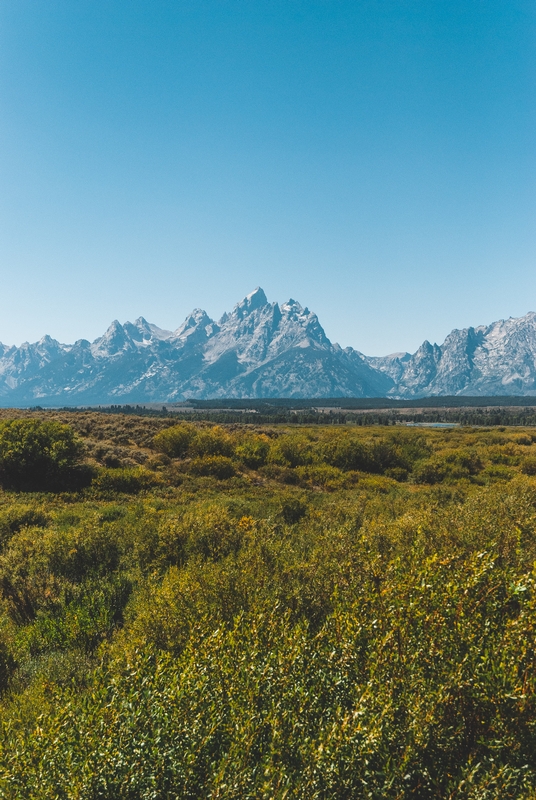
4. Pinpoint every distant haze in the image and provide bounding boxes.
[1,1,535,354]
